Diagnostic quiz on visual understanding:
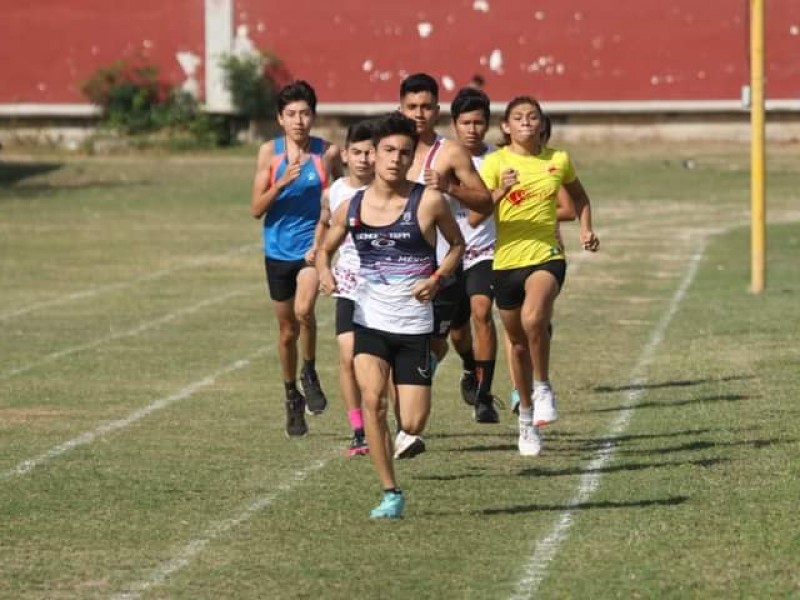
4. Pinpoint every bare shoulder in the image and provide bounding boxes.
[256,140,275,166]
[441,138,472,162]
